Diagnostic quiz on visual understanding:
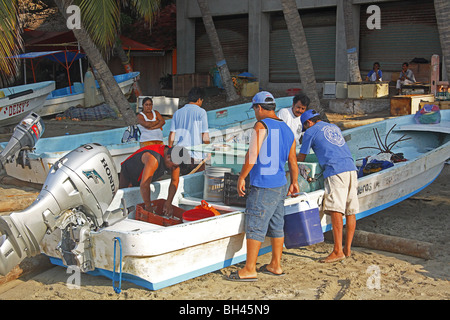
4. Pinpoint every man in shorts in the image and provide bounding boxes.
[297,109,359,263]
[226,91,299,281]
